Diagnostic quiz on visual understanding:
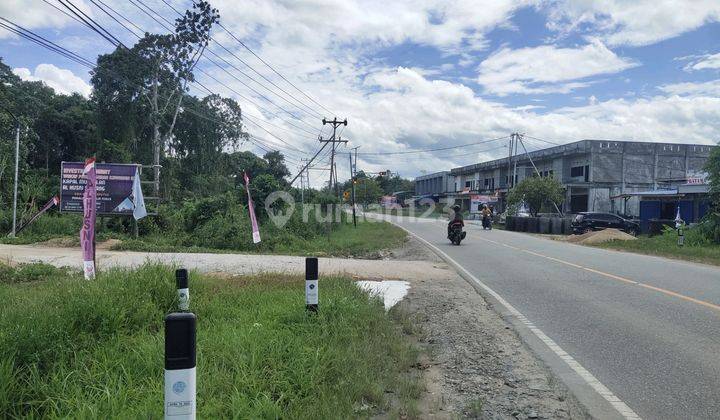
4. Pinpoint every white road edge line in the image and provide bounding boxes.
[388,219,642,420]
